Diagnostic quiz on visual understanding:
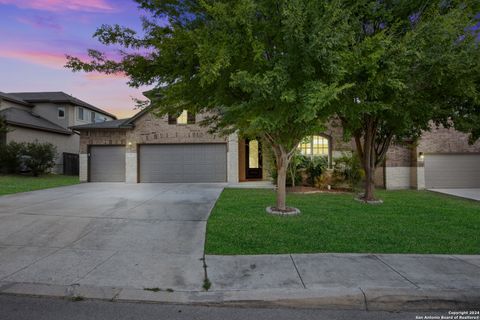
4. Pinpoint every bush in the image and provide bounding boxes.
[23,142,57,176]
[268,151,328,187]
[332,152,364,190]
[0,141,56,176]
[0,141,26,173]
[305,156,328,185]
